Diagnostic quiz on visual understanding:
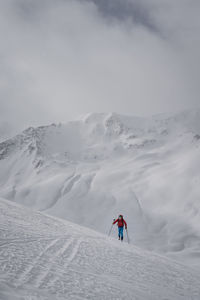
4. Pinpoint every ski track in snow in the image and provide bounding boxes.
[0,198,200,299]
[16,238,60,287]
